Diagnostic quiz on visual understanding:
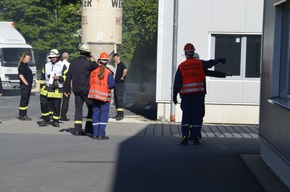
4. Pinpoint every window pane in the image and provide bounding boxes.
[2,48,35,67]
[286,10,290,97]
[280,7,290,98]
[214,35,241,76]
[246,36,261,78]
